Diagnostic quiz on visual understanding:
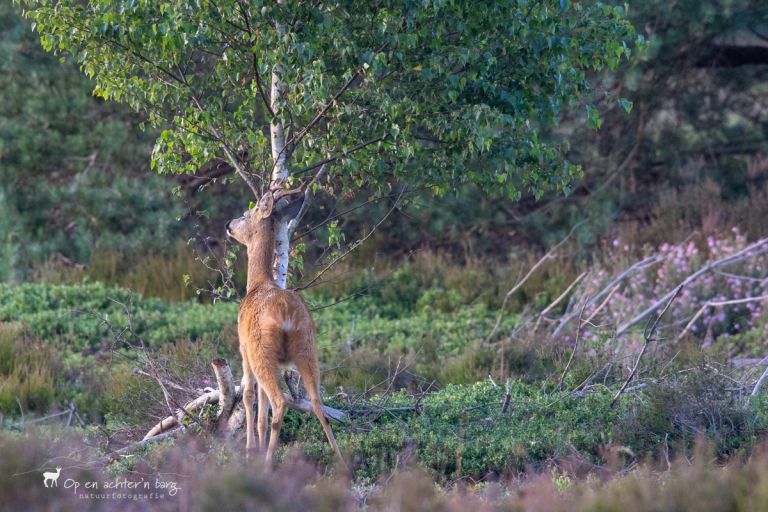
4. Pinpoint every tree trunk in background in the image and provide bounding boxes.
[270,24,291,289]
